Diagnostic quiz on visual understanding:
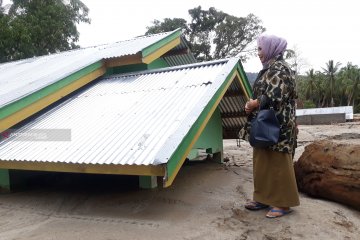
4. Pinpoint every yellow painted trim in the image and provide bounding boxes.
[142,38,181,64]
[105,53,143,68]
[235,72,250,99]
[164,71,238,187]
[101,37,181,67]
[0,161,165,176]
[0,67,106,132]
